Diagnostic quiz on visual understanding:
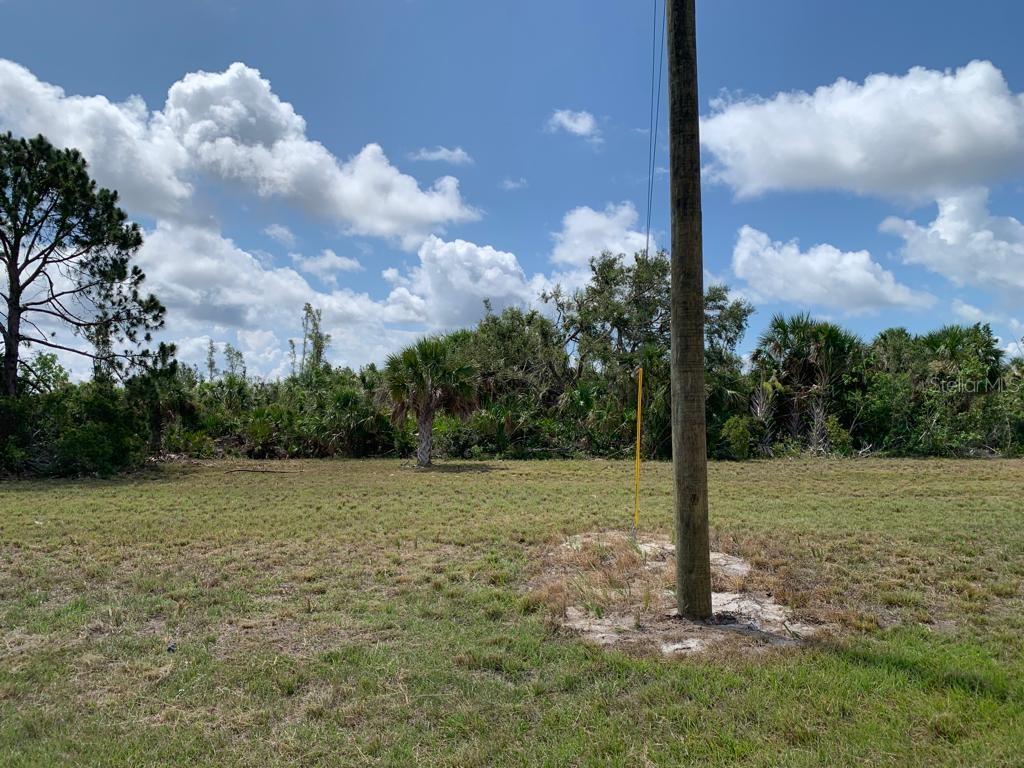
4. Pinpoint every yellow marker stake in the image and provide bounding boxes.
[633,366,644,530]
